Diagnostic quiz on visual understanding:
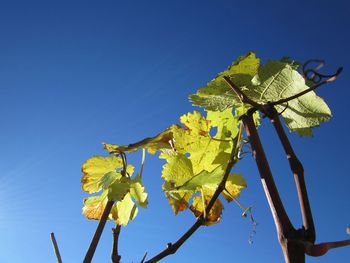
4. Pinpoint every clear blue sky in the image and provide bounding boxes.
[0,1,349,262]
